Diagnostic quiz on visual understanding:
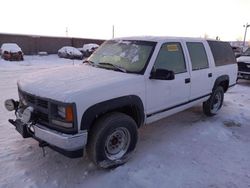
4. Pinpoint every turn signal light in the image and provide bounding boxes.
[65,106,74,122]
